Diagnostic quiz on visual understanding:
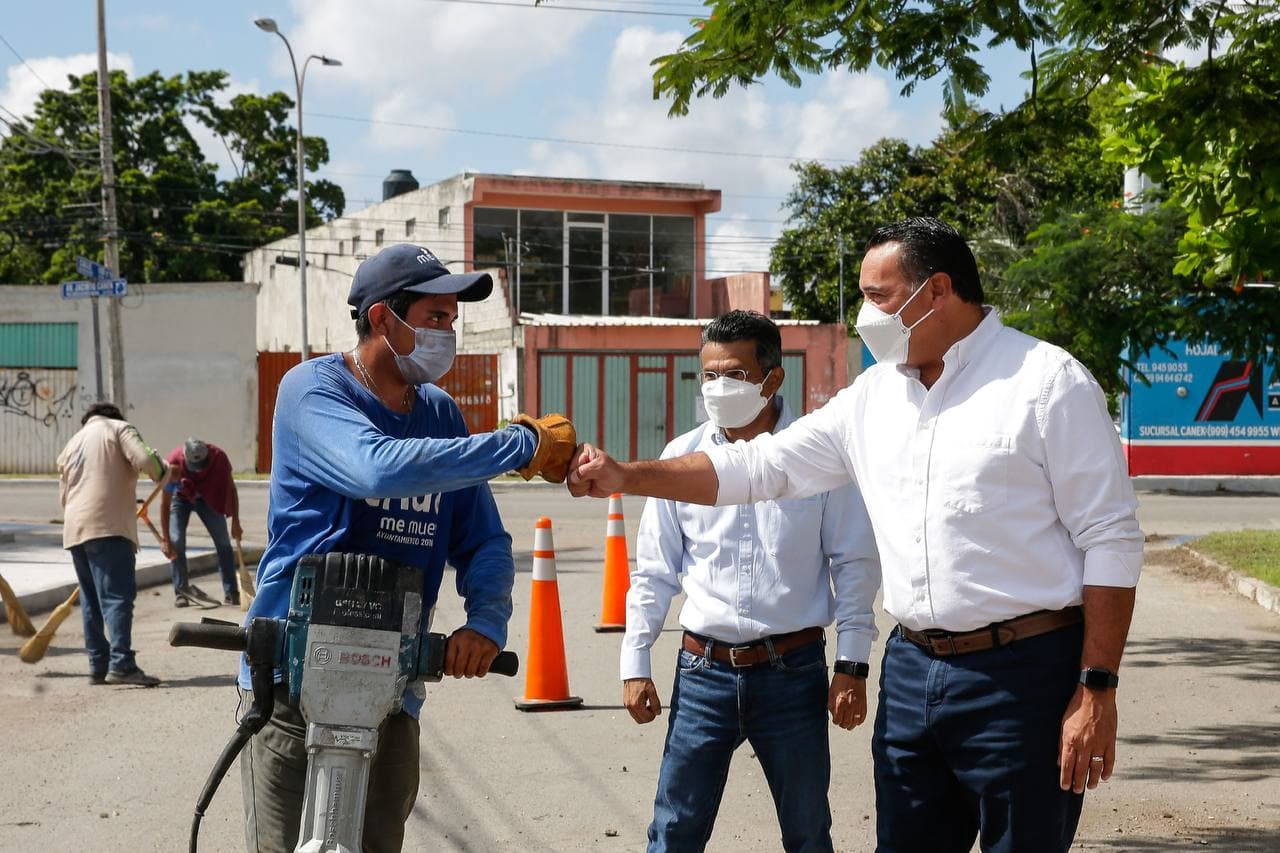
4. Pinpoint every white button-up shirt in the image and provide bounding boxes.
[707,311,1143,633]
[621,398,881,681]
